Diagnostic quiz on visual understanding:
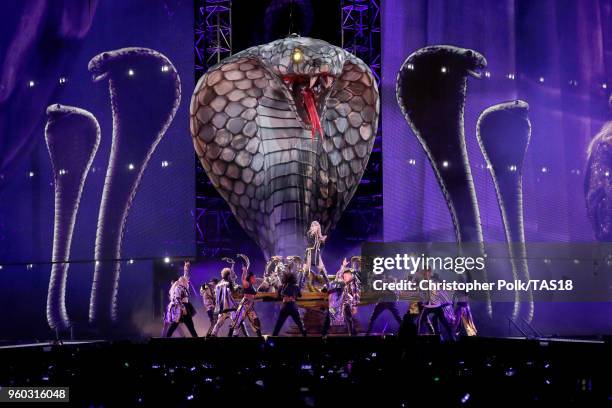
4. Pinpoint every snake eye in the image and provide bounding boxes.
[292,48,303,63]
